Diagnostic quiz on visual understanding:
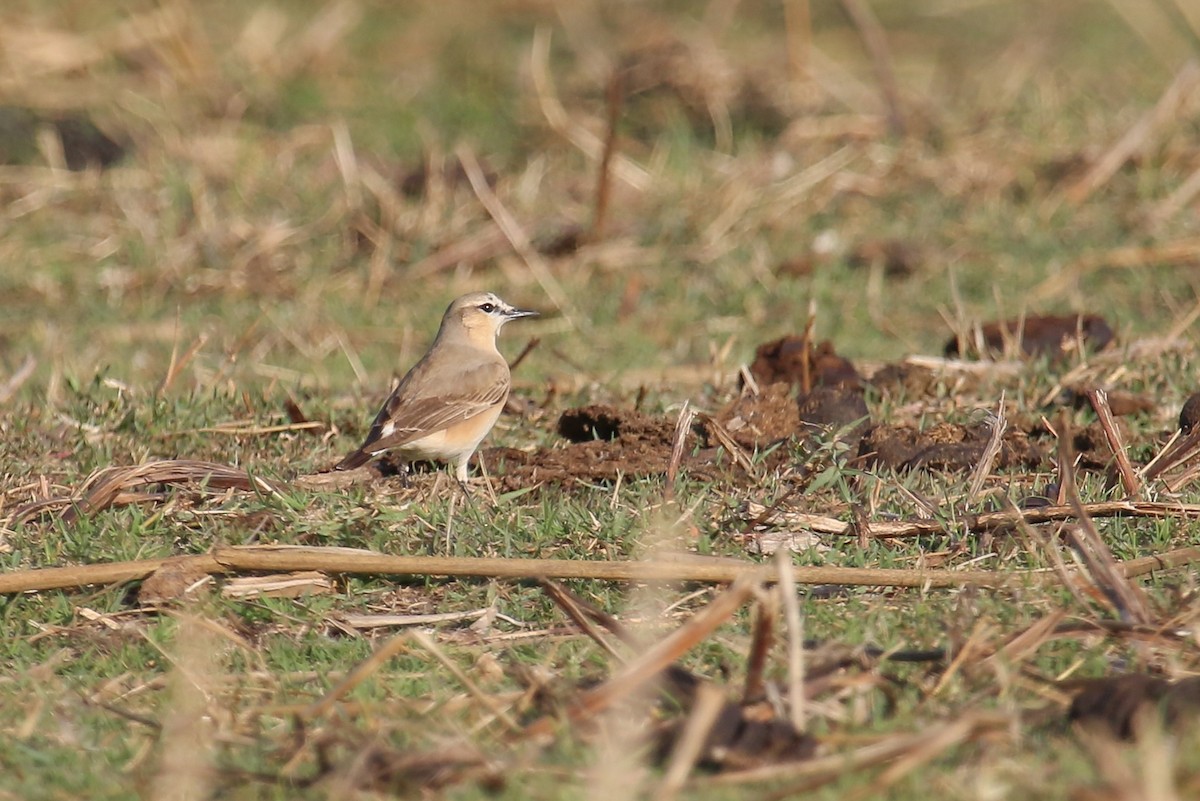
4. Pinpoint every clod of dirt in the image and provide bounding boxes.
[944,314,1115,359]
[535,223,586,257]
[557,404,676,443]
[655,701,818,772]
[488,405,683,489]
[858,422,1044,472]
[340,744,503,795]
[710,384,800,451]
[1179,392,1200,433]
[798,386,870,431]
[137,558,213,606]
[868,362,944,399]
[397,157,496,197]
[847,238,921,277]
[1068,675,1200,739]
[0,106,126,170]
[748,336,860,390]
[1062,386,1155,417]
